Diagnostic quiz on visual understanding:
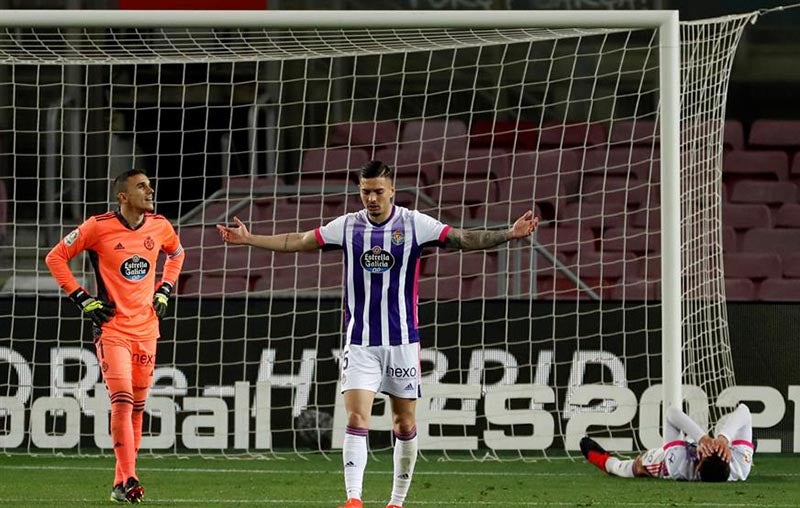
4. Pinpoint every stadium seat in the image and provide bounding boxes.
[722,150,790,181]
[748,119,800,150]
[536,274,607,300]
[722,203,772,230]
[373,146,441,186]
[792,153,800,179]
[725,278,757,301]
[783,253,800,278]
[758,278,800,301]
[506,149,582,196]
[328,120,398,150]
[722,227,737,252]
[535,225,596,256]
[567,251,634,279]
[469,119,539,151]
[441,148,511,181]
[438,179,500,220]
[608,118,658,147]
[579,175,650,207]
[298,147,371,181]
[495,173,567,222]
[584,146,660,182]
[773,203,800,227]
[399,118,469,161]
[741,228,800,258]
[630,208,660,230]
[601,227,660,255]
[729,180,797,206]
[537,121,607,148]
[558,201,628,231]
[607,278,661,301]
[723,252,782,279]
[724,119,745,151]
